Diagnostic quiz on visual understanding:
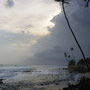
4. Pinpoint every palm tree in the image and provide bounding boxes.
[68,55,71,60]
[55,0,90,72]
[71,47,74,51]
[64,52,69,62]
[71,47,75,60]
[84,0,90,7]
